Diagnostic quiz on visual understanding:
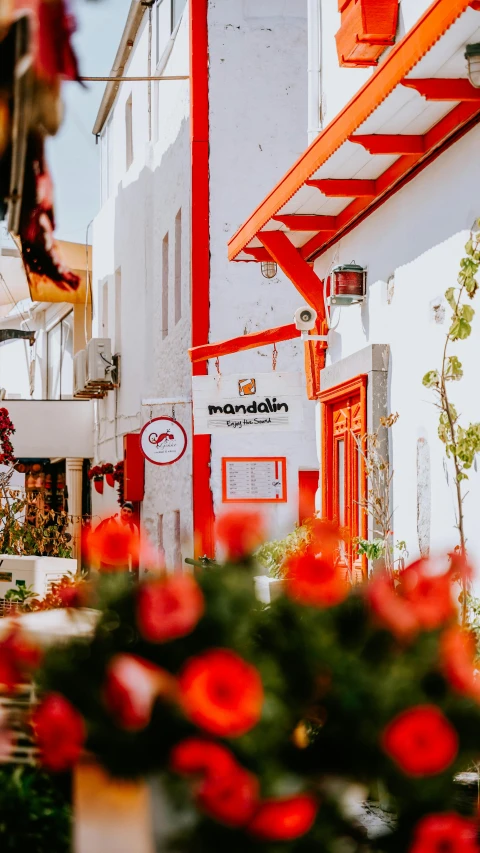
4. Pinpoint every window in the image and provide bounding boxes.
[319,375,367,582]
[125,94,133,170]
[47,312,74,400]
[162,233,169,338]
[100,116,114,203]
[171,0,186,31]
[174,209,182,324]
